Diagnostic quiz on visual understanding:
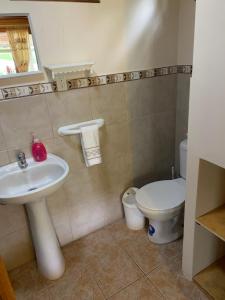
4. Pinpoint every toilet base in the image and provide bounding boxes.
[147,215,184,244]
